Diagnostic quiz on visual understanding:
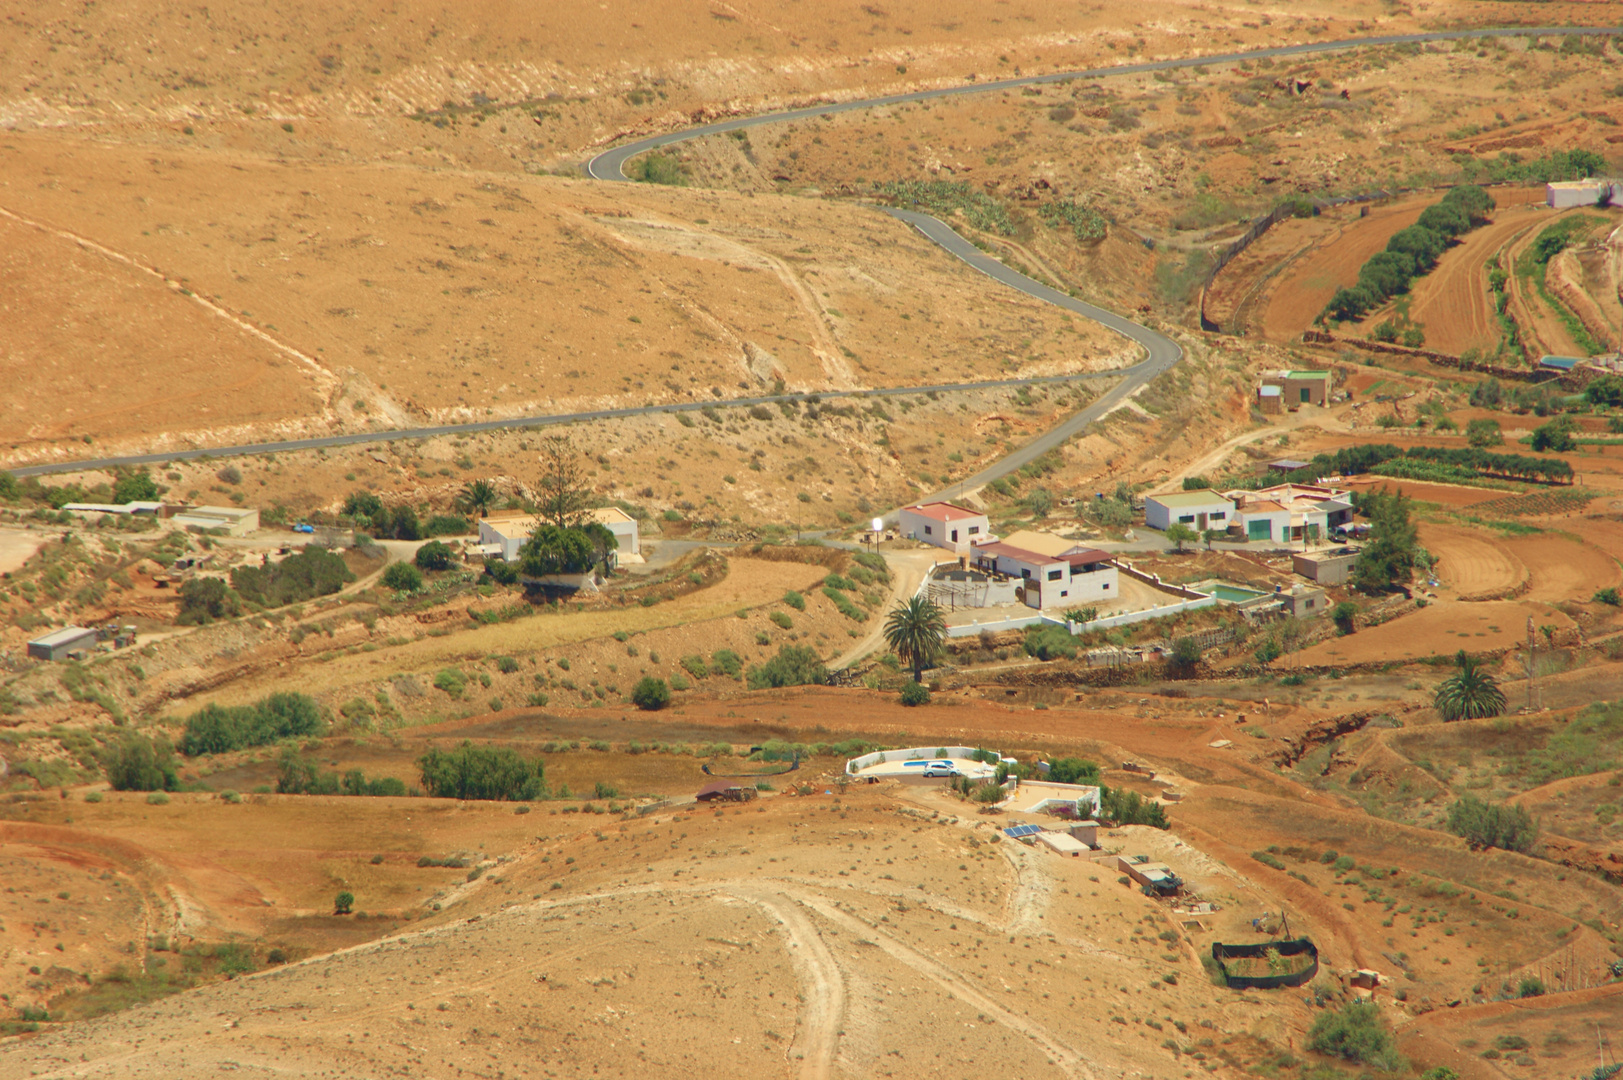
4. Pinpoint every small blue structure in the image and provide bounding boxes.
[1538,355,1582,372]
